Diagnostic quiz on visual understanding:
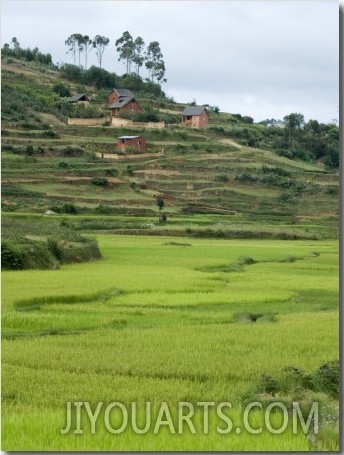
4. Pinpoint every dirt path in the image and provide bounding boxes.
[39,113,66,127]
[134,169,180,176]
[218,138,242,149]
[2,63,40,77]
[158,108,181,115]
